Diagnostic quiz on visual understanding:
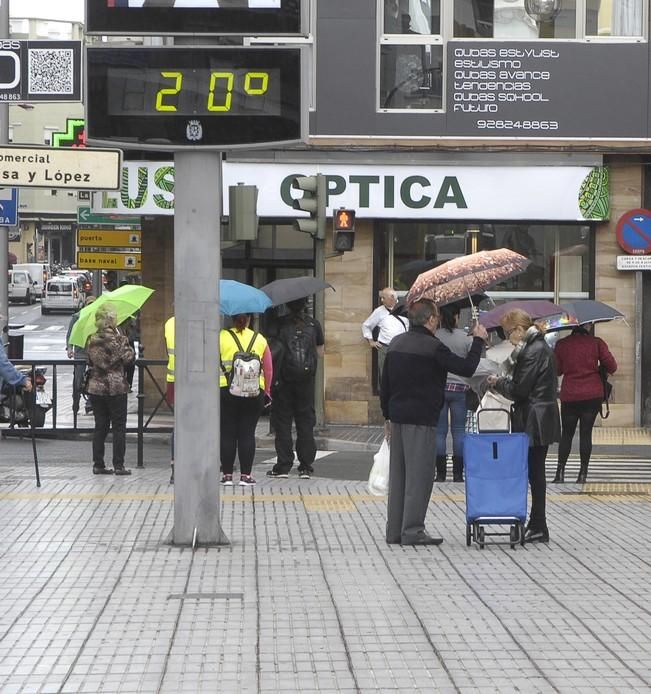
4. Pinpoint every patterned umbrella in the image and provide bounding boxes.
[479,299,572,331]
[406,249,531,307]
